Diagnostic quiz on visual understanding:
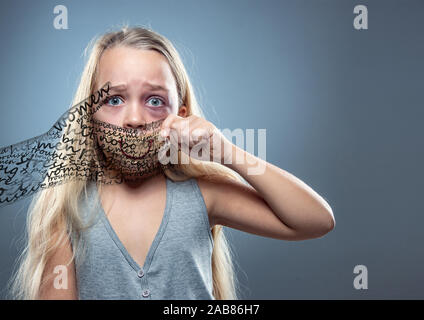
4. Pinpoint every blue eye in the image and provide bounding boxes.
[147,97,165,107]
[104,95,124,107]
